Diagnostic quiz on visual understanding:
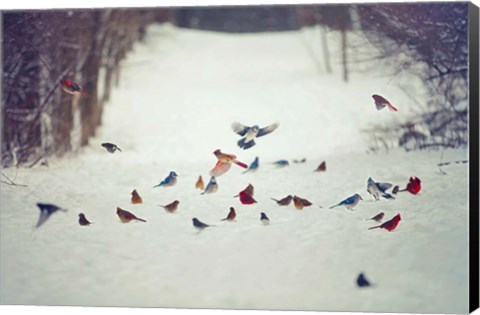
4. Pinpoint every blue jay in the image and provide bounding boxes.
[201,176,218,195]
[35,203,67,228]
[192,218,214,231]
[272,160,289,167]
[232,122,279,150]
[153,171,178,188]
[329,193,363,210]
[260,212,270,225]
[367,177,394,201]
[356,273,372,287]
[243,156,259,173]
